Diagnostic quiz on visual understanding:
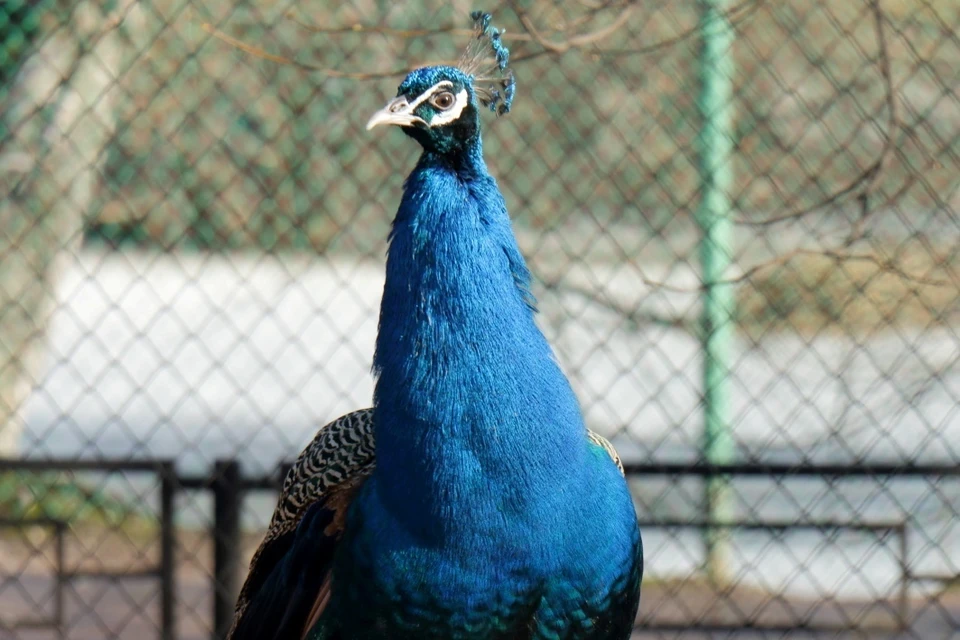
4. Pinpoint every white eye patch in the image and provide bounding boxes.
[427,89,469,127]
[407,81,453,111]
[404,81,469,128]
